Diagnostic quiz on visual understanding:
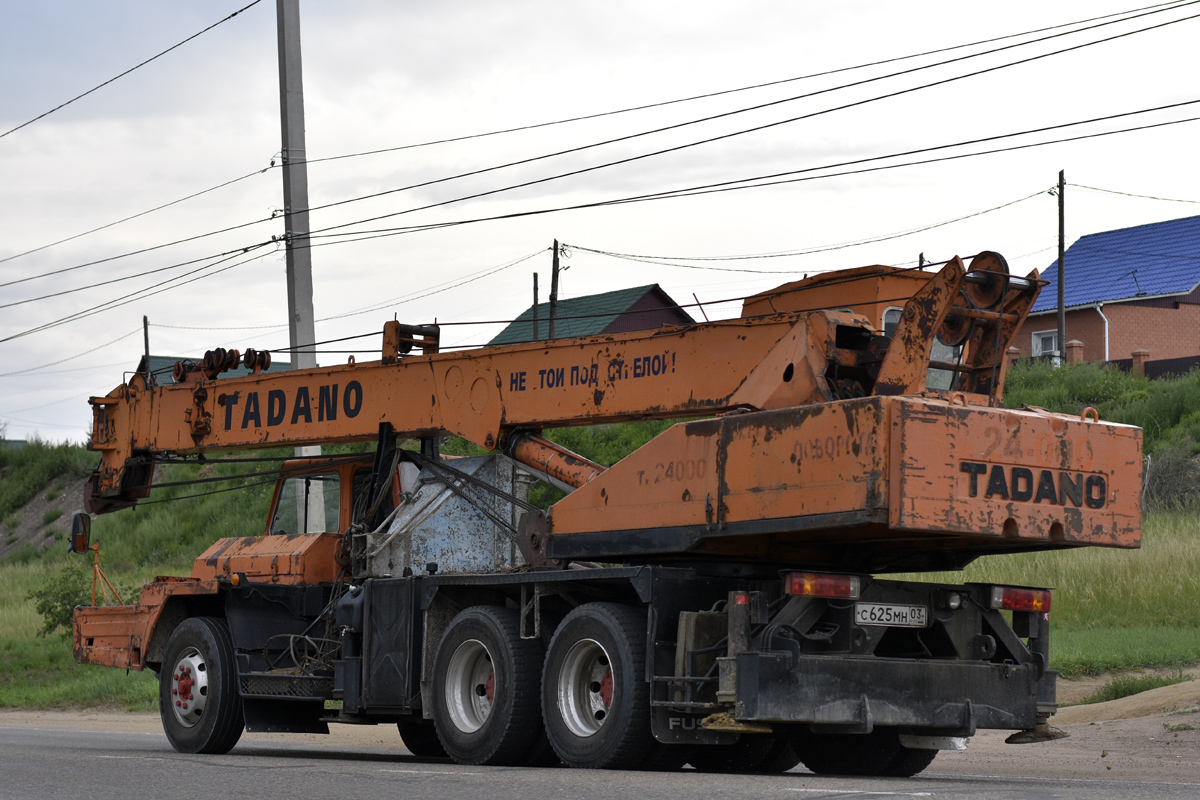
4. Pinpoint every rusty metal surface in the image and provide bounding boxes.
[72,578,219,670]
[87,313,841,506]
[190,532,342,584]
[888,399,1142,547]
[873,258,966,396]
[546,396,1141,567]
[508,432,606,489]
